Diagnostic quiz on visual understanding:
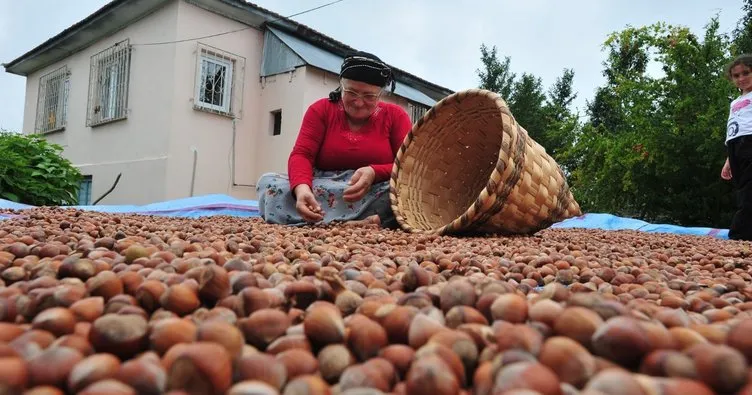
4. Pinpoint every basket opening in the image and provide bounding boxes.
[395,98,504,231]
